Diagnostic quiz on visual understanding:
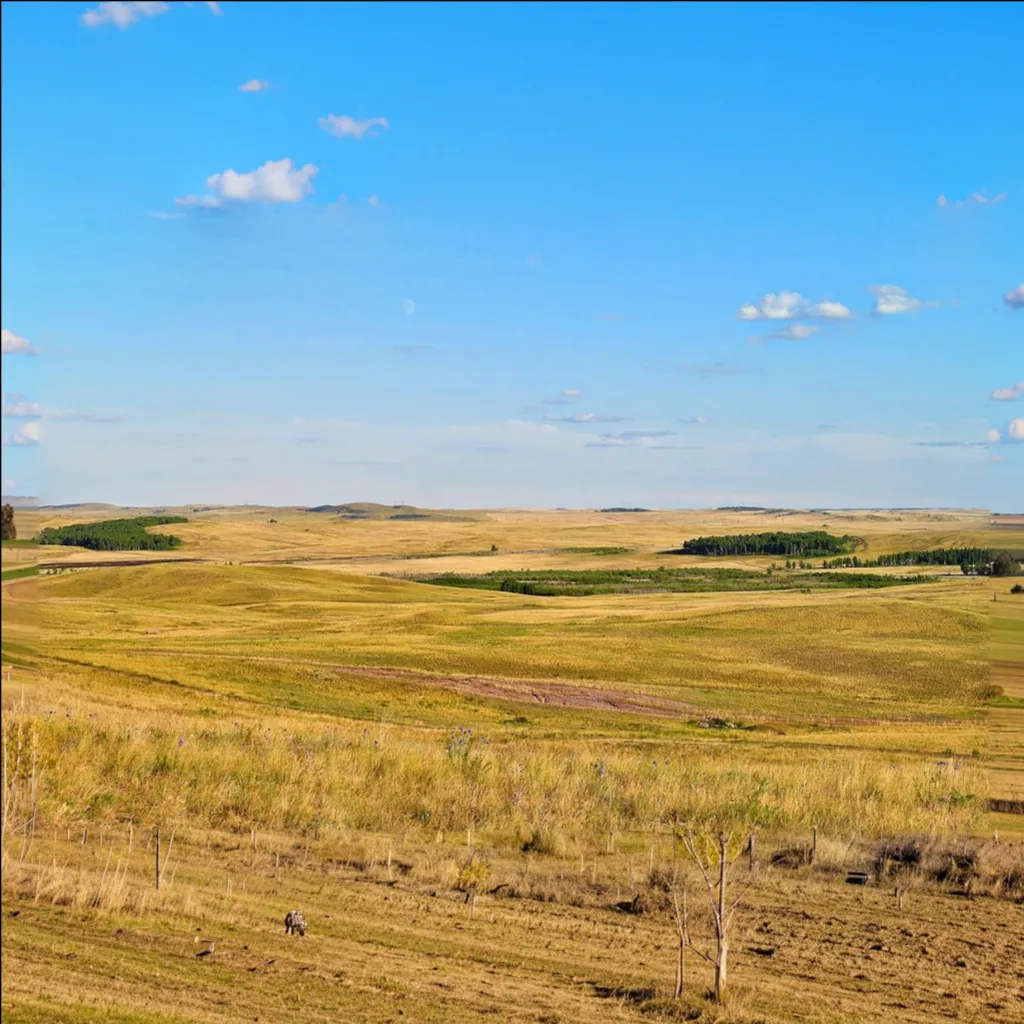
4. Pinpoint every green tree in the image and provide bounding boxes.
[991,551,1022,577]
[0,504,15,541]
